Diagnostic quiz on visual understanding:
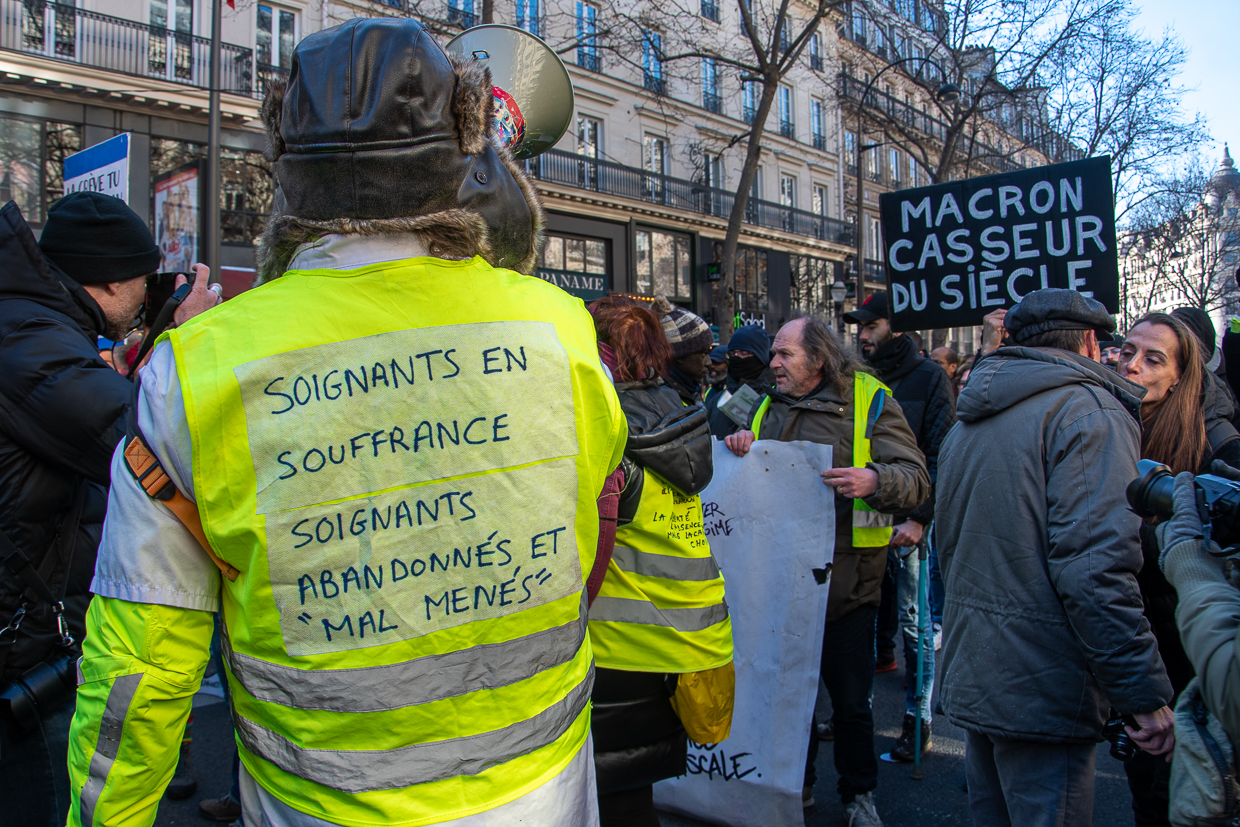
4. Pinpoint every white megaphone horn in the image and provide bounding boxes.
[445,24,576,160]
